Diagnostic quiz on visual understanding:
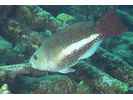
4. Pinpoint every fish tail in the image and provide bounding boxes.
[95,7,128,39]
